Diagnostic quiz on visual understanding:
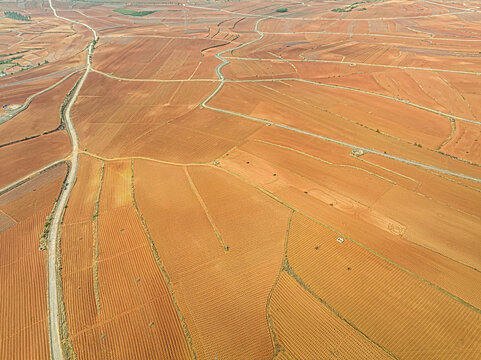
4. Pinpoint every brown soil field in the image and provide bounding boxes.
[211,80,453,150]
[63,155,103,224]
[218,142,481,310]
[269,272,392,359]
[0,72,81,144]
[286,213,481,358]
[61,157,192,359]
[0,131,70,189]
[0,211,15,232]
[0,76,63,105]
[0,165,66,359]
[2,0,481,358]
[440,120,481,163]
[211,83,481,179]
[134,160,291,359]
[0,14,89,77]
[93,37,220,80]
[0,164,66,222]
